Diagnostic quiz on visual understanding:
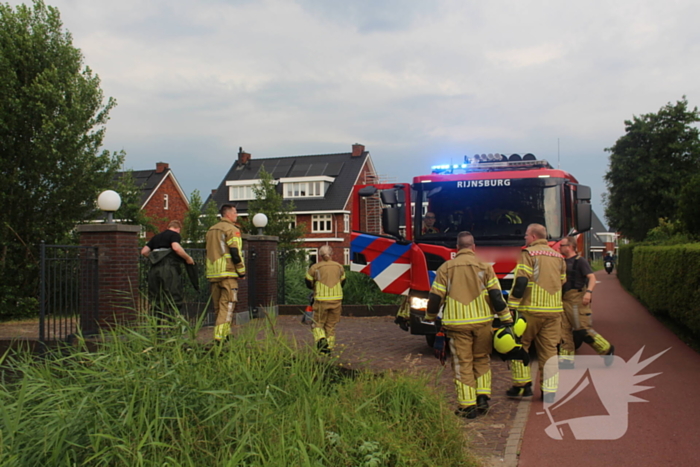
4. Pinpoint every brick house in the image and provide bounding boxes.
[116,162,189,239]
[206,144,377,264]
